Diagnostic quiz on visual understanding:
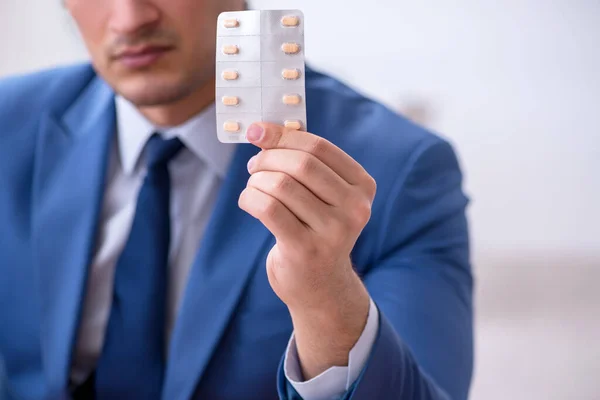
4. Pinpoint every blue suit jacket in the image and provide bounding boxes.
[0,64,473,400]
